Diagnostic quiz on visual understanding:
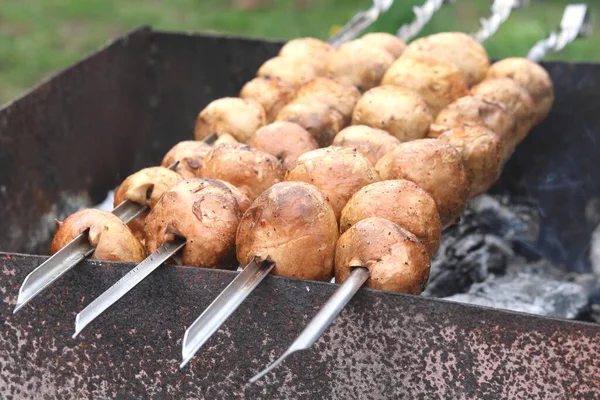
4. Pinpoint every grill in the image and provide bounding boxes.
[1,27,599,398]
